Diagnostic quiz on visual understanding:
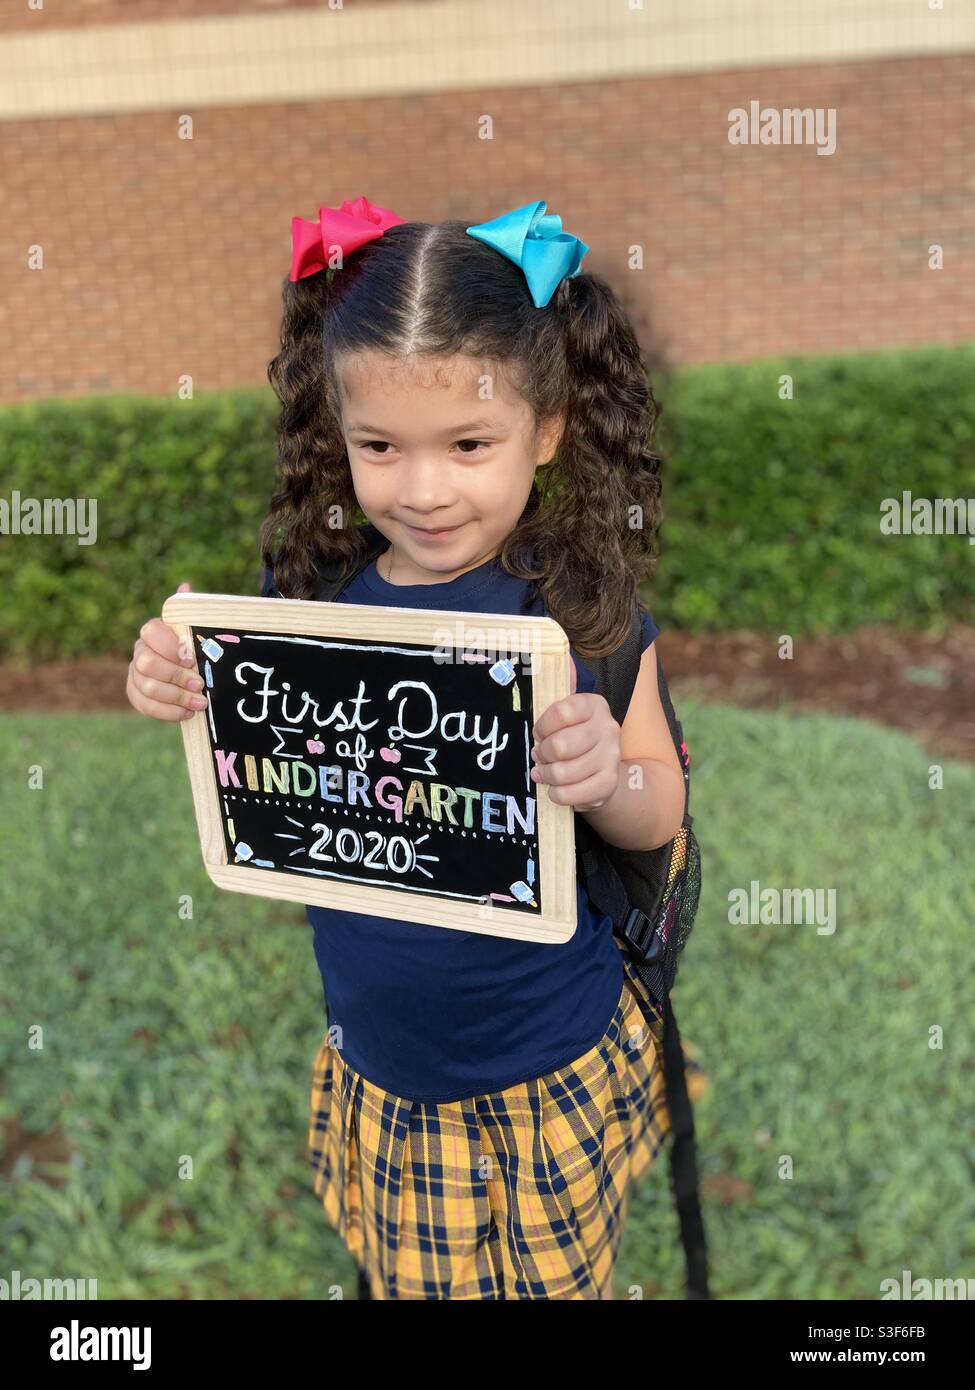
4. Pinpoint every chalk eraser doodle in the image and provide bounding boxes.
[510,880,538,908]
[234,842,253,861]
[489,658,516,685]
[200,638,224,662]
